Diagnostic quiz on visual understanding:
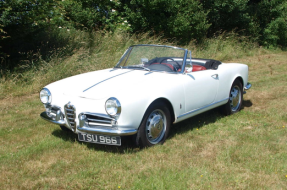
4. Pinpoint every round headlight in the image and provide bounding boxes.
[105,97,121,117]
[40,88,52,104]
